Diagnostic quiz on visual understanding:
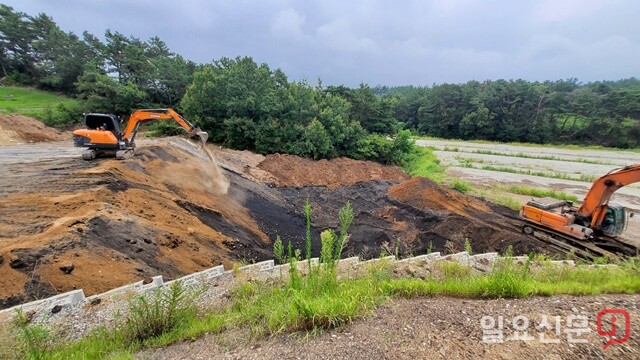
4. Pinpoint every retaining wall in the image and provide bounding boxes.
[0,251,580,326]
